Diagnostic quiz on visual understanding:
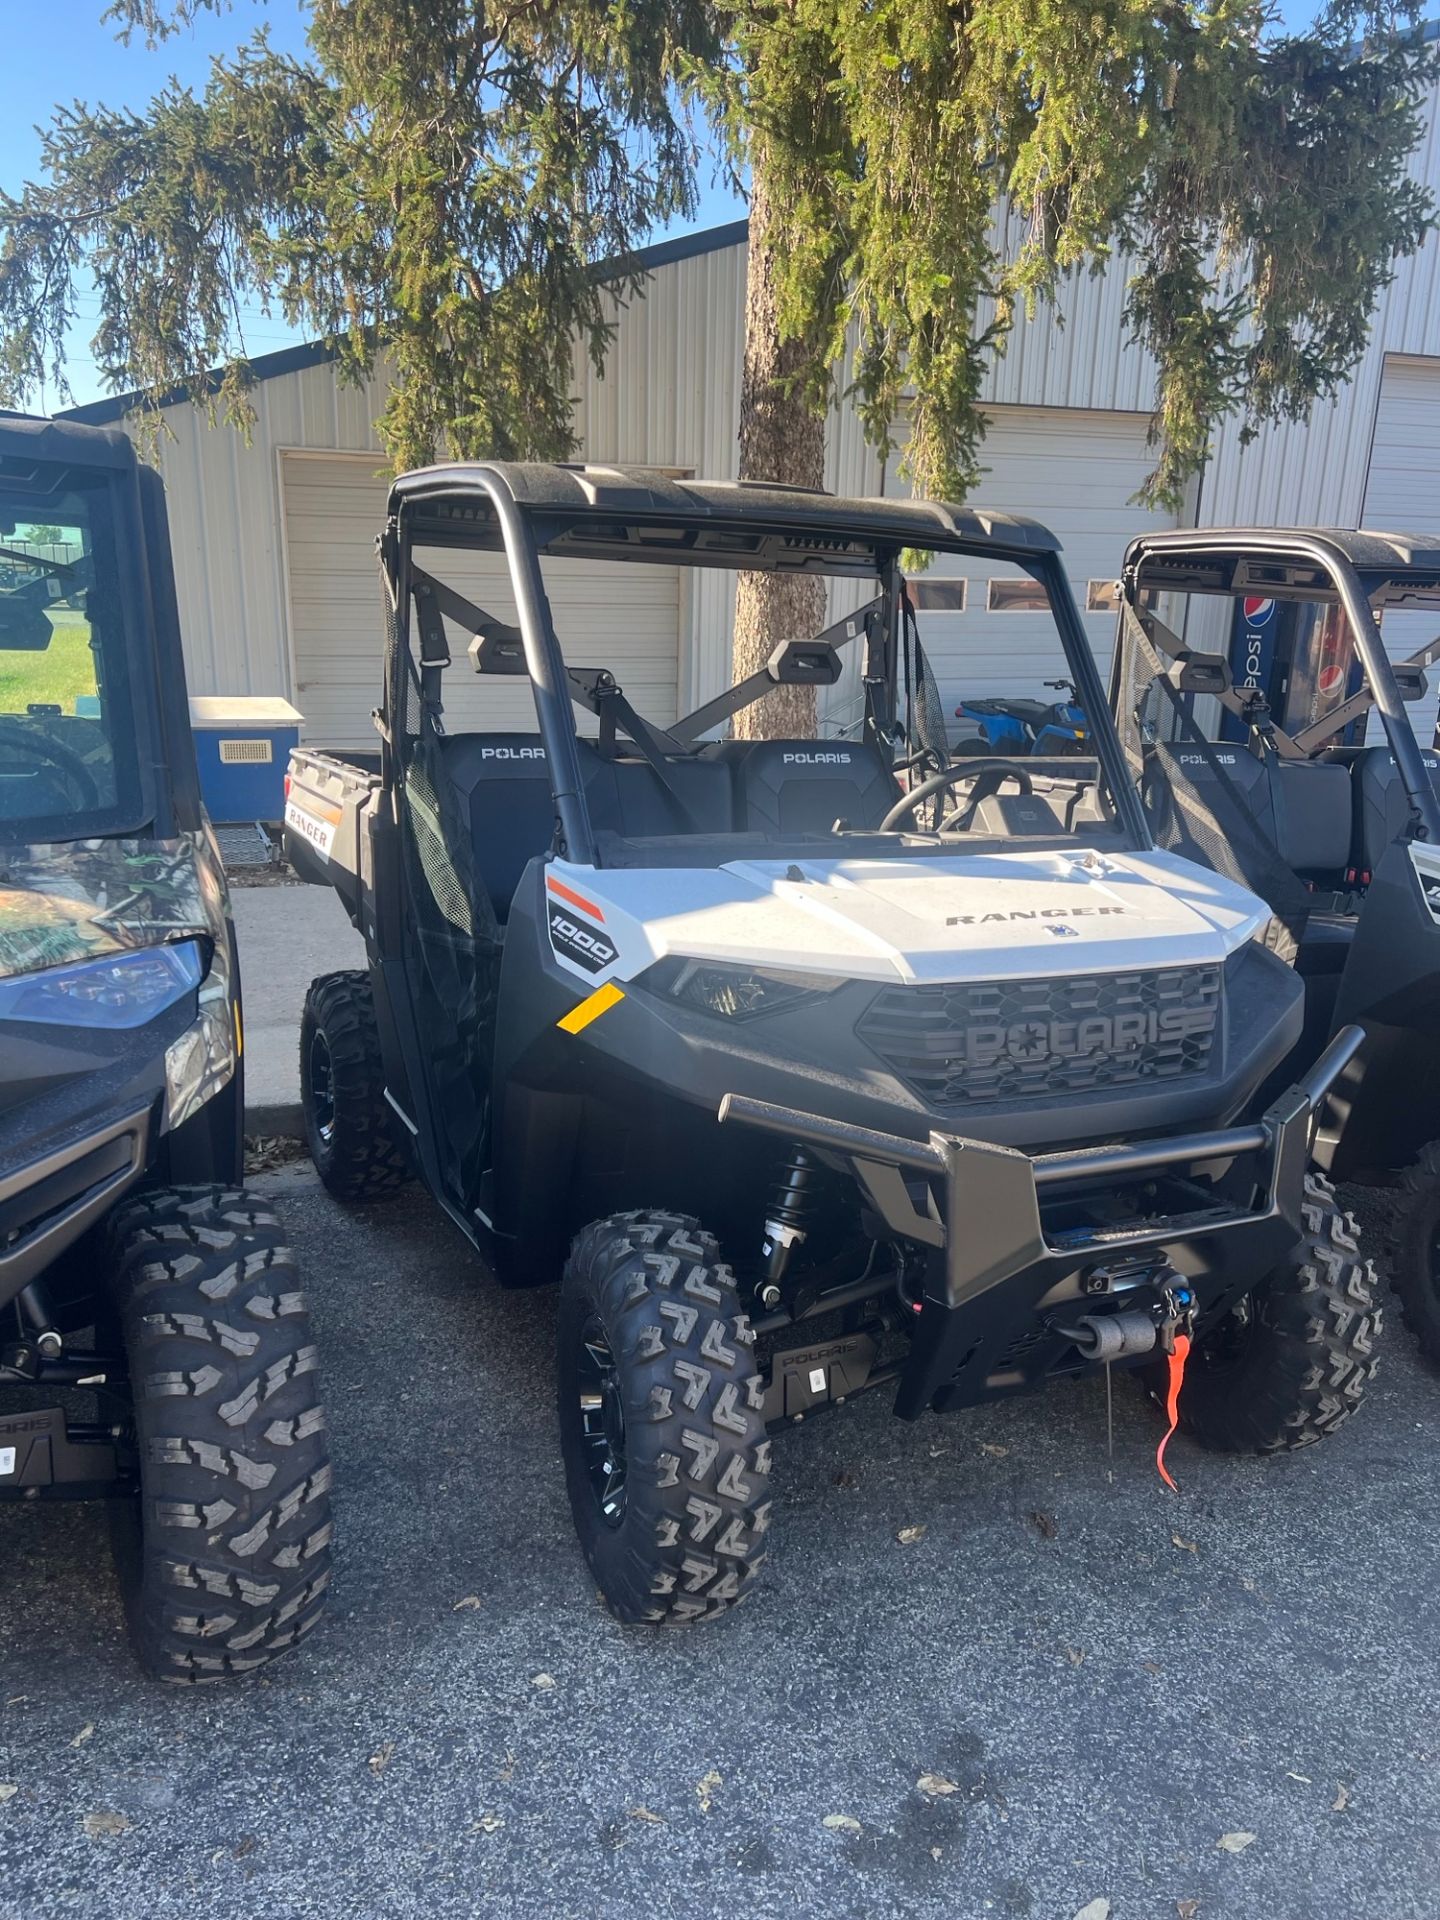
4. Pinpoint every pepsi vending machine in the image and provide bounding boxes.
[1222,595,1365,743]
